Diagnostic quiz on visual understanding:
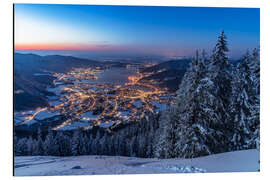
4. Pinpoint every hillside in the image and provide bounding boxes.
[14,53,101,73]
[140,69,186,92]
[141,59,190,73]
[139,58,242,92]
[13,53,127,111]
[14,149,259,176]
